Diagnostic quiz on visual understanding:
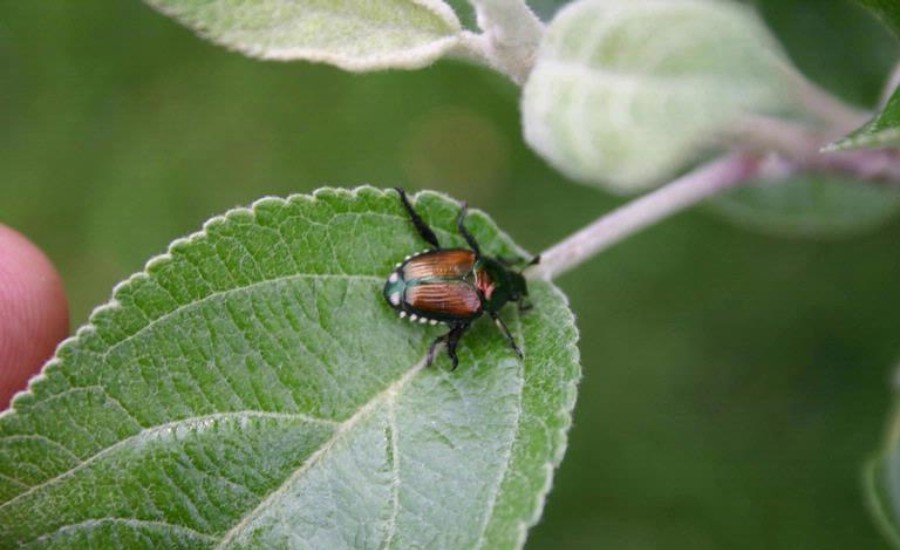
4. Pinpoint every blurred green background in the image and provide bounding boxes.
[3,0,900,548]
